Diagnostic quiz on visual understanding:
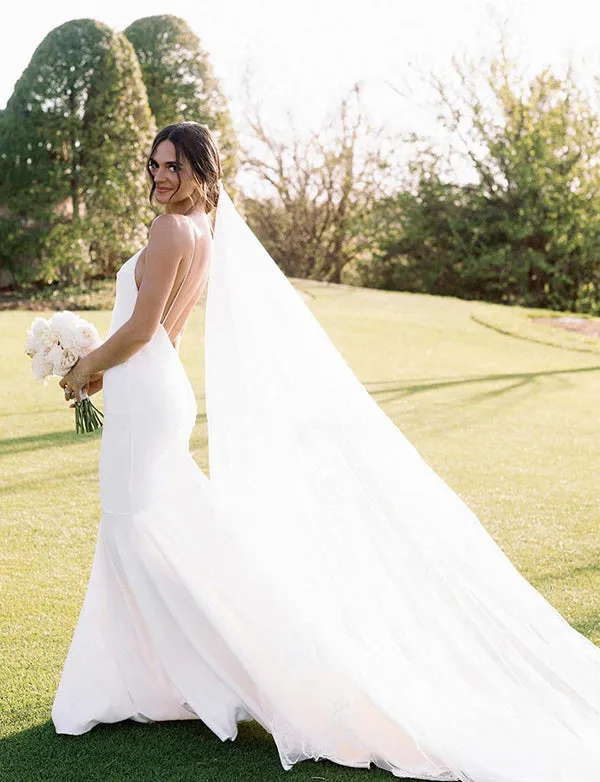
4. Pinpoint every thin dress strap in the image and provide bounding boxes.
[160,216,197,325]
